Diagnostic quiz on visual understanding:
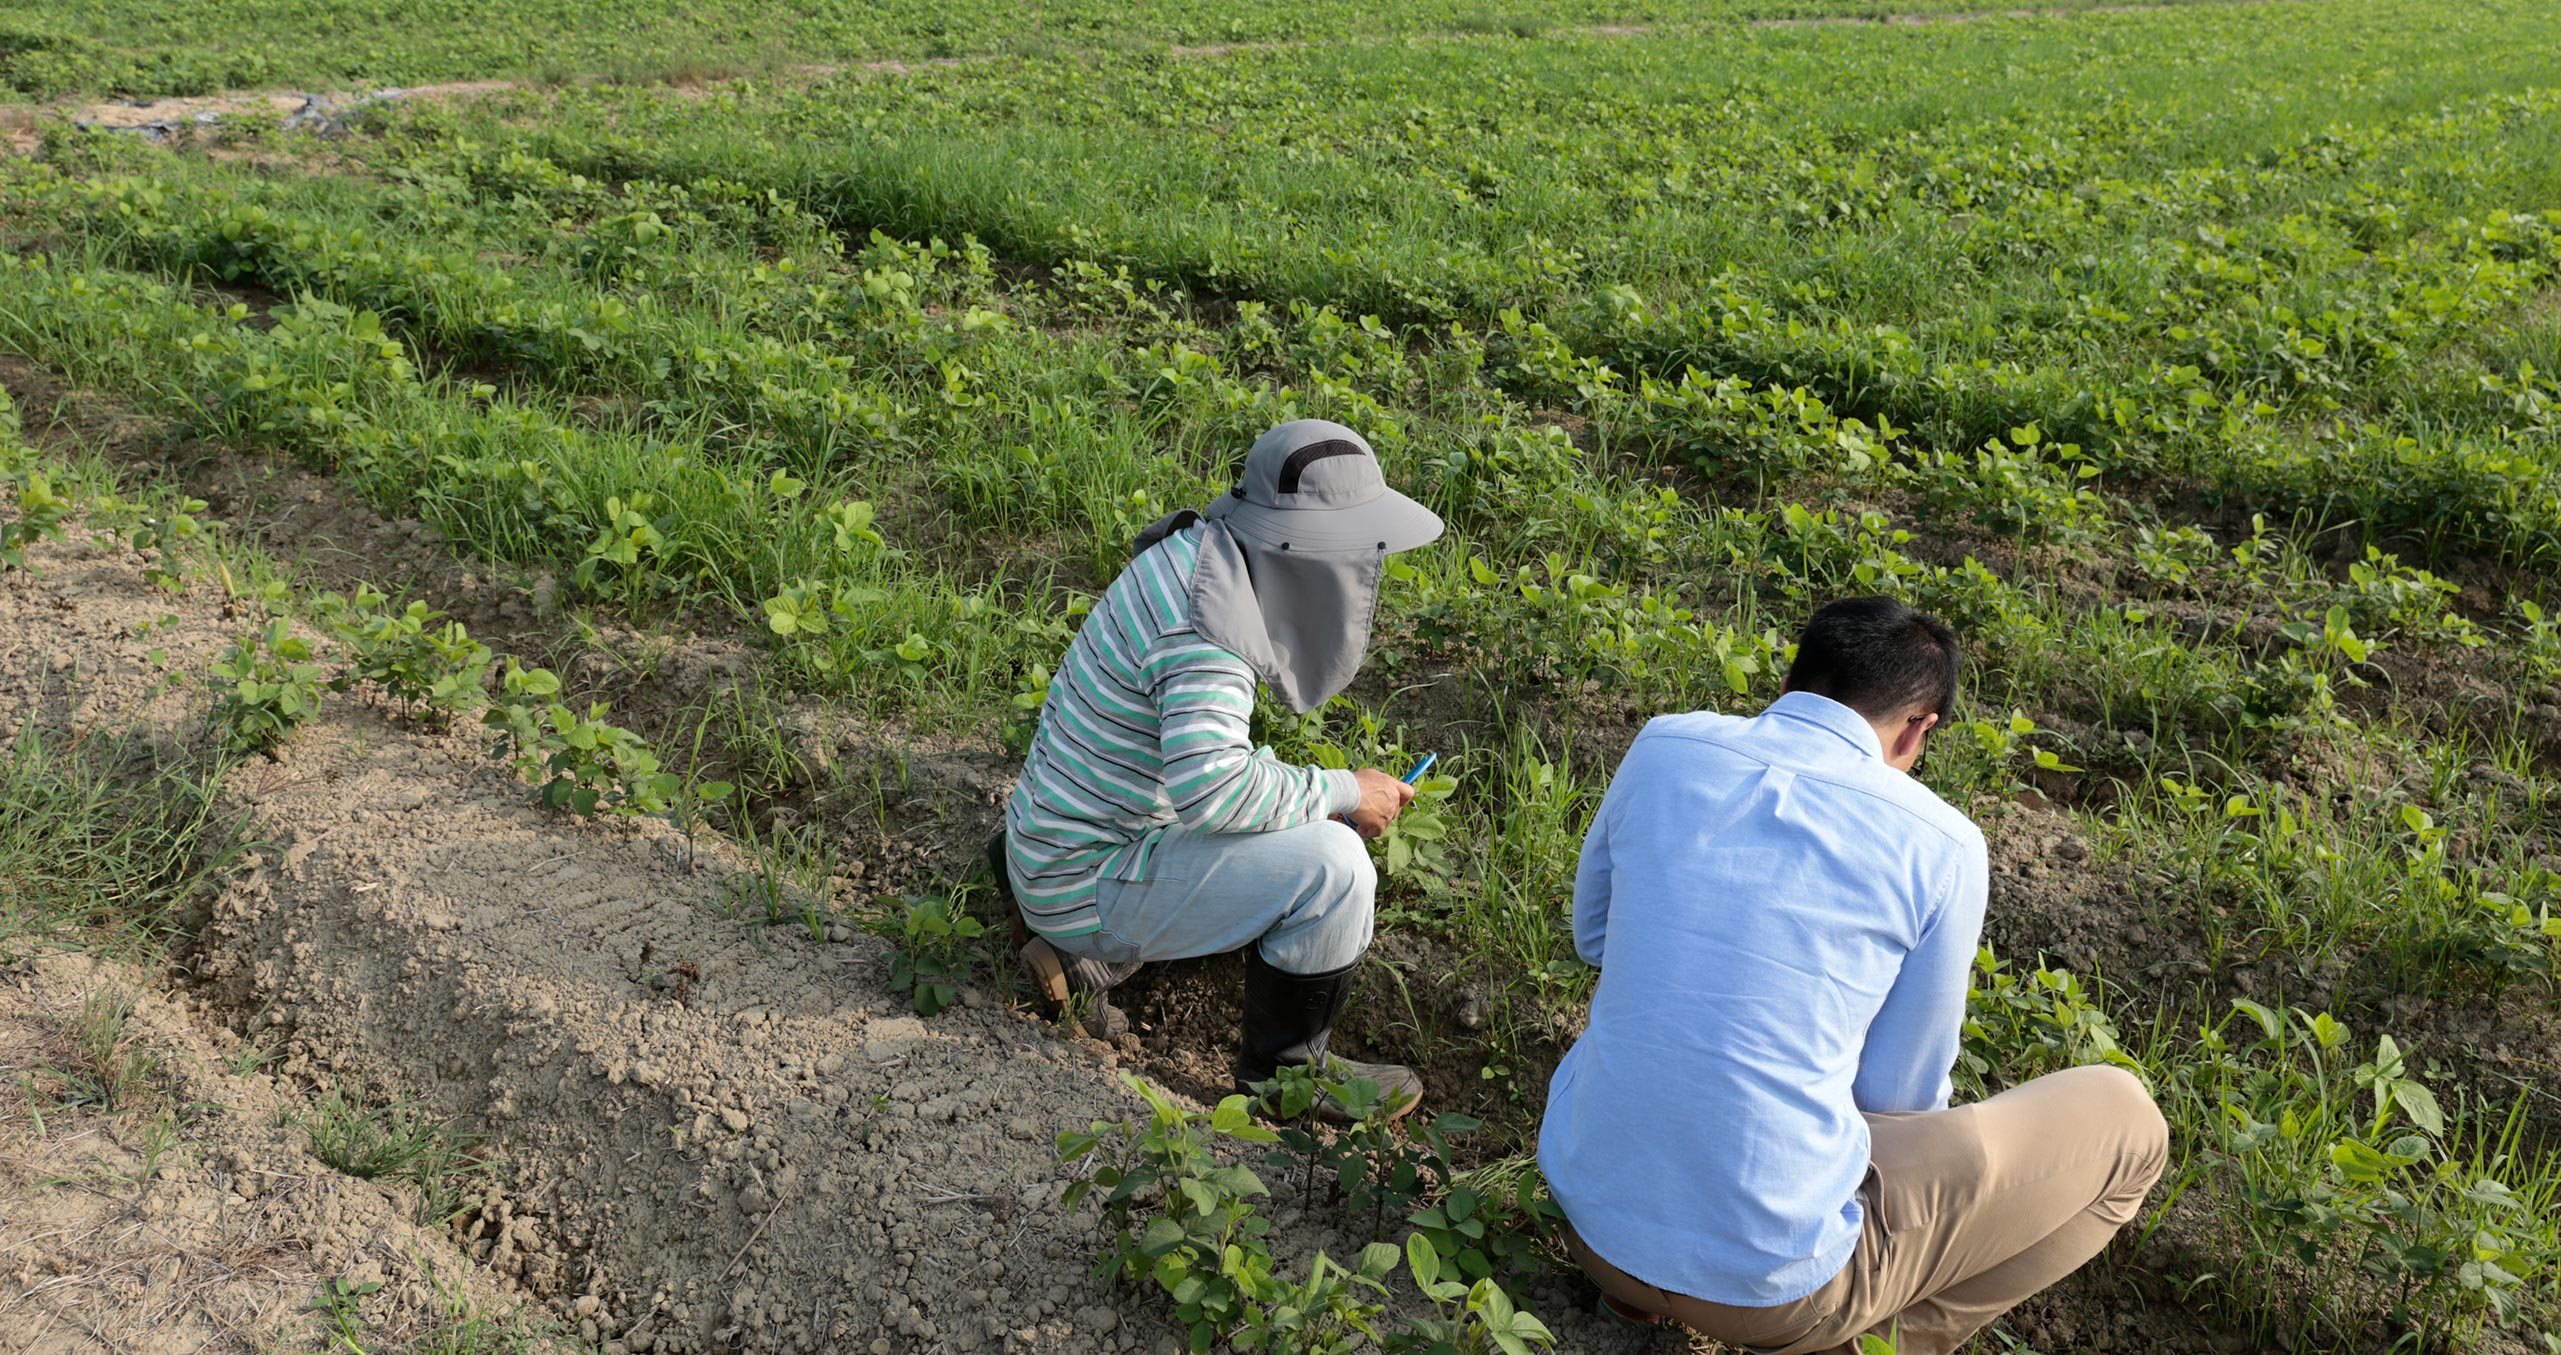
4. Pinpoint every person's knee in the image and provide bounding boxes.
[1284,825,1375,923]
[1259,826,1376,972]
[2095,1066,2167,1141]
[2078,1064,2169,1186]
[1311,825,1377,906]
[1314,829,1377,948]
